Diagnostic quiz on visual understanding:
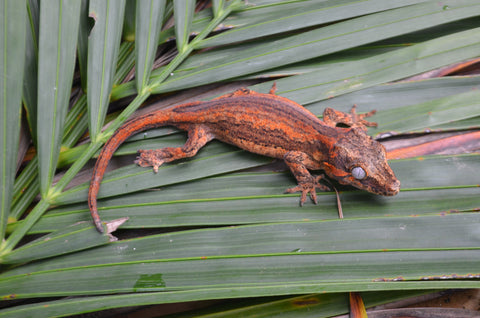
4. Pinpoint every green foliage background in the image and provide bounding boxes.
[1,0,480,316]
